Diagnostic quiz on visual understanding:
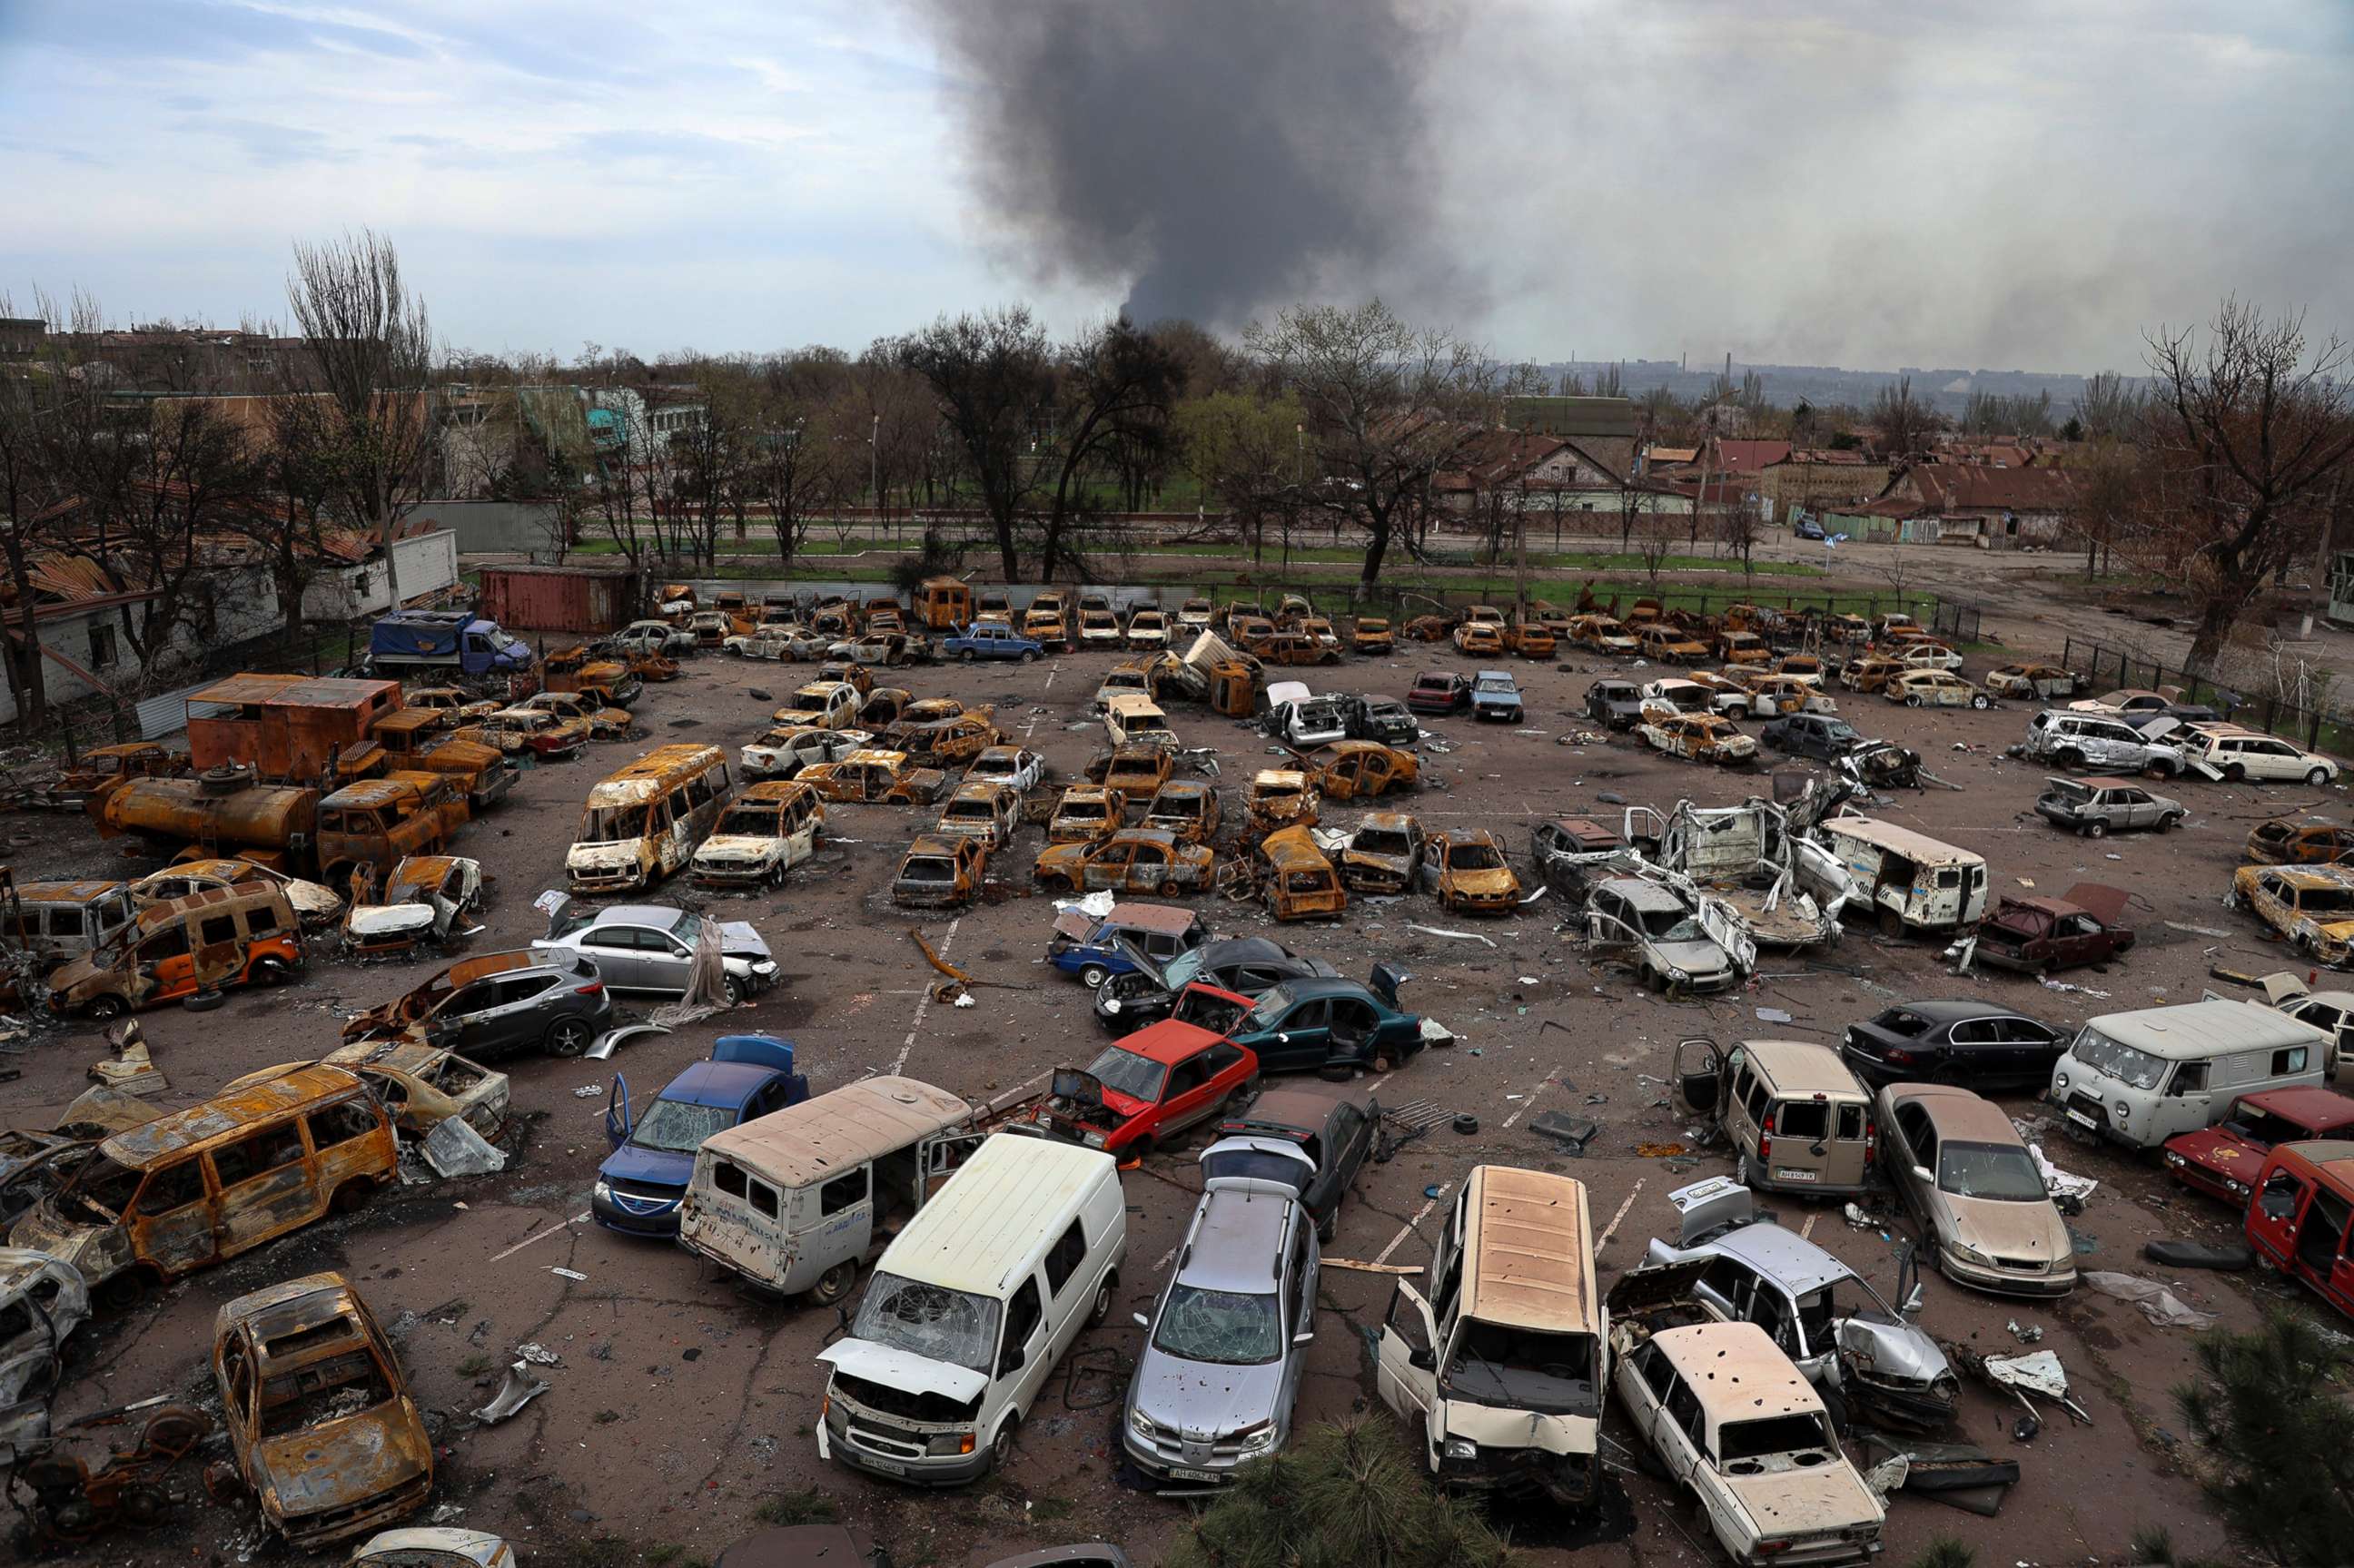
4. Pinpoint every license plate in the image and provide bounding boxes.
[1775,1169,1818,1182]
[860,1456,907,1475]
[2066,1109,2097,1129]
[1168,1466,1221,1483]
